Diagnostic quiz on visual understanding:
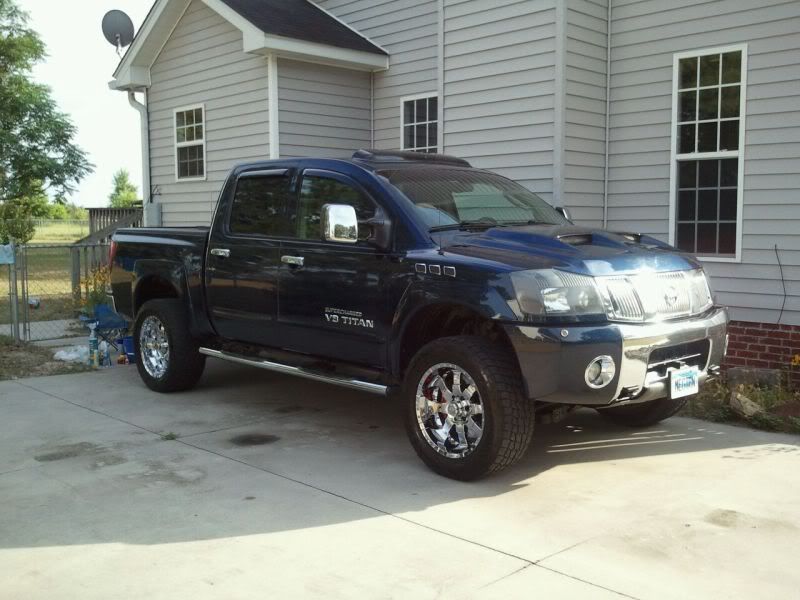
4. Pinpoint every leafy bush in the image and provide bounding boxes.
[0,200,35,244]
[81,265,110,314]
